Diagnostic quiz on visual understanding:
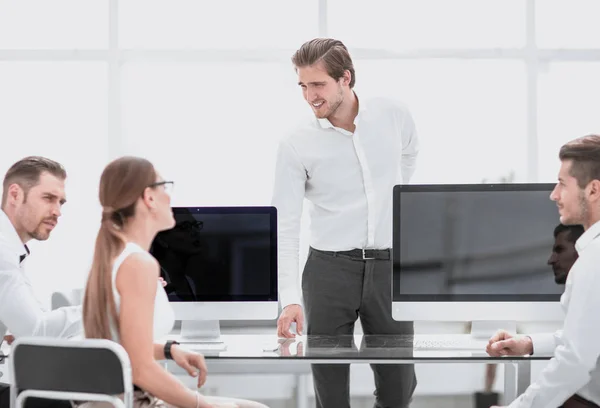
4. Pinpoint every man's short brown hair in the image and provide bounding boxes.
[559,134,600,189]
[2,156,67,207]
[292,38,356,88]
